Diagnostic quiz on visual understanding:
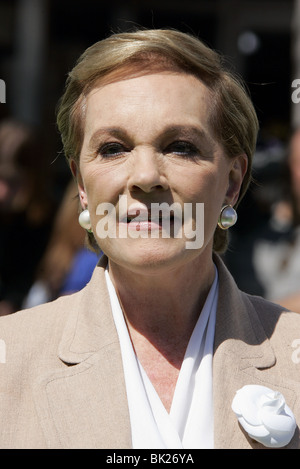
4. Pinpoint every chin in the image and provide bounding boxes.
[103,238,200,274]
